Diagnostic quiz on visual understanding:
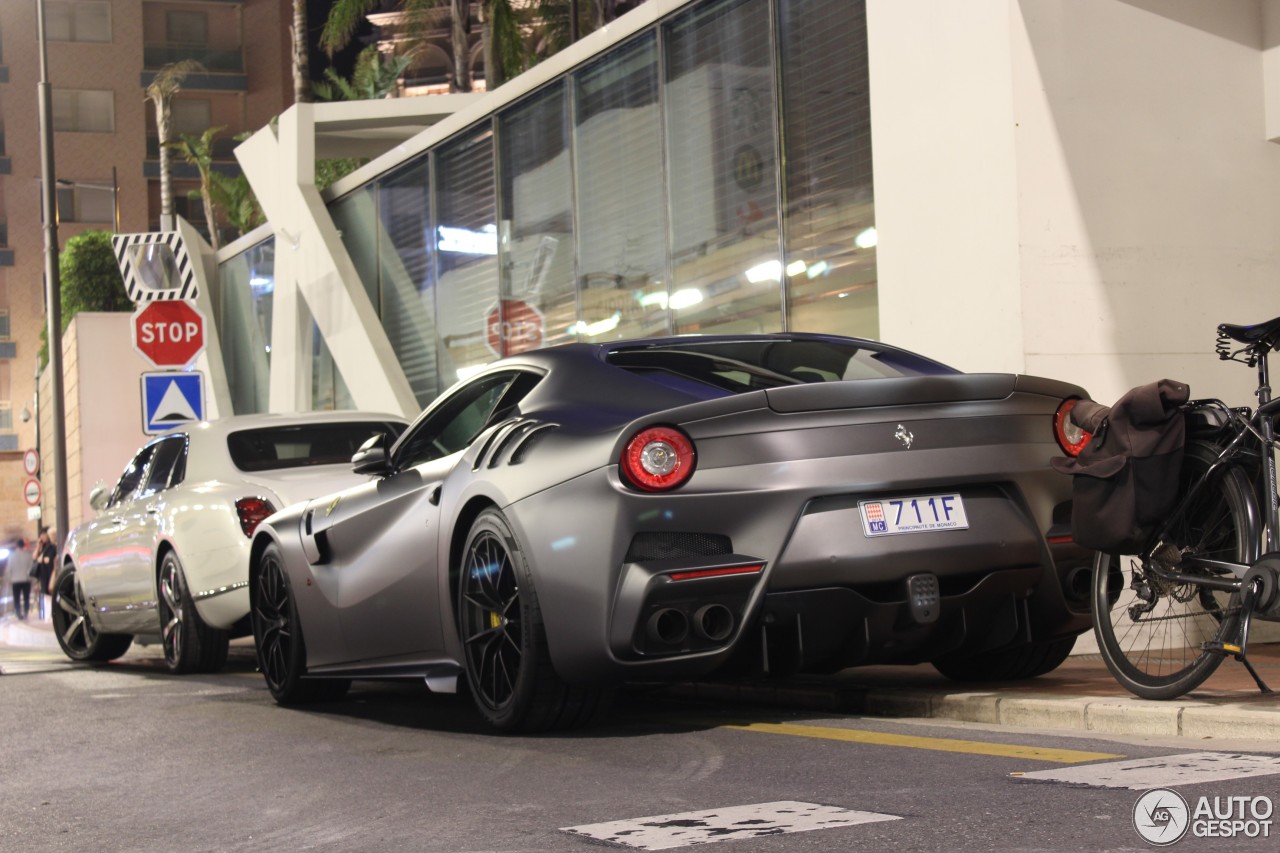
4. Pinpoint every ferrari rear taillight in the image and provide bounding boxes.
[621,426,696,492]
[1053,398,1093,457]
[235,497,277,537]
